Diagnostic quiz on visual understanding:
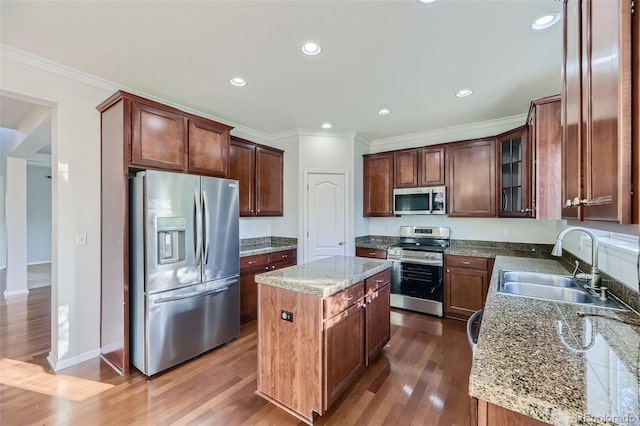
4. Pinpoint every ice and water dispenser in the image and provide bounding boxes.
[156,217,186,265]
